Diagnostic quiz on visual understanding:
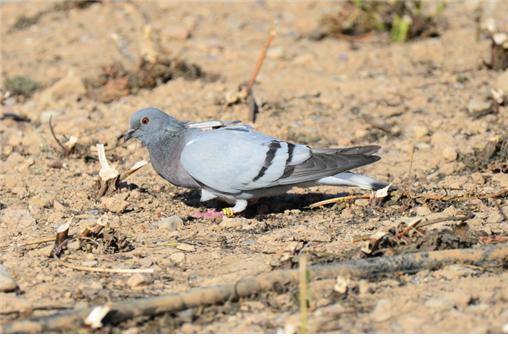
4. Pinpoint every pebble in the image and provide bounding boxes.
[442,146,458,161]
[67,240,81,251]
[82,260,98,267]
[0,265,17,292]
[100,195,129,213]
[176,243,196,252]
[467,98,493,117]
[492,173,508,188]
[0,207,35,228]
[0,294,31,314]
[126,274,151,288]
[371,299,392,322]
[169,252,186,265]
[412,125,429,139]
[495,70,508,93]
[152,215,183,231]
